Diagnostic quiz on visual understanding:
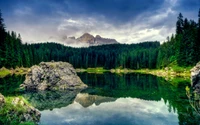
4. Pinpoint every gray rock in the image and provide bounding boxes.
[11,97,41,123]
[0,93,5,107]
[191,62,200,93]
[21,61,87,91]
